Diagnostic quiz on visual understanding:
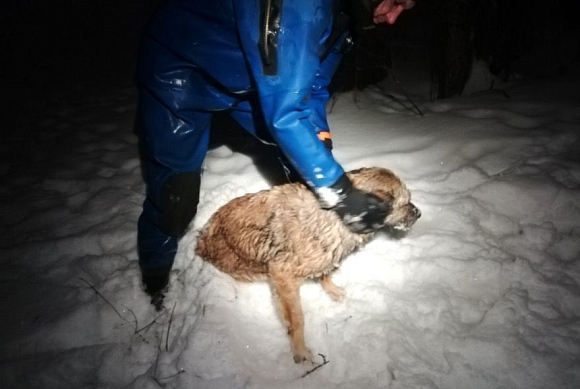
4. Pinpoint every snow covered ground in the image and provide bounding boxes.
[2,57,580,388]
